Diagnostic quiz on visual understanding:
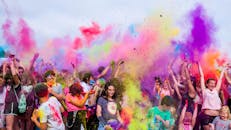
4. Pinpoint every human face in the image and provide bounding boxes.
[207,80,216,91]
[163,80,169,89]
[107,85,115,98]
[162,105,171,112]
[220,110,229,120]
[18,68,24,75]
[0,77,4,86]
[46,74,55,81]
[46,75,56,86]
